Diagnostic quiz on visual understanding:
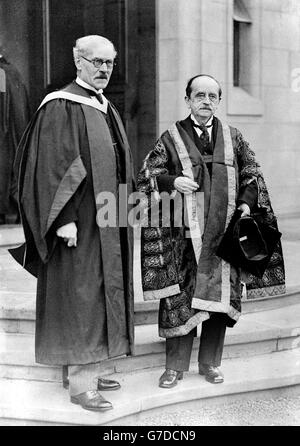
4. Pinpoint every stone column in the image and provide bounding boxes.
[156,0,204,134]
